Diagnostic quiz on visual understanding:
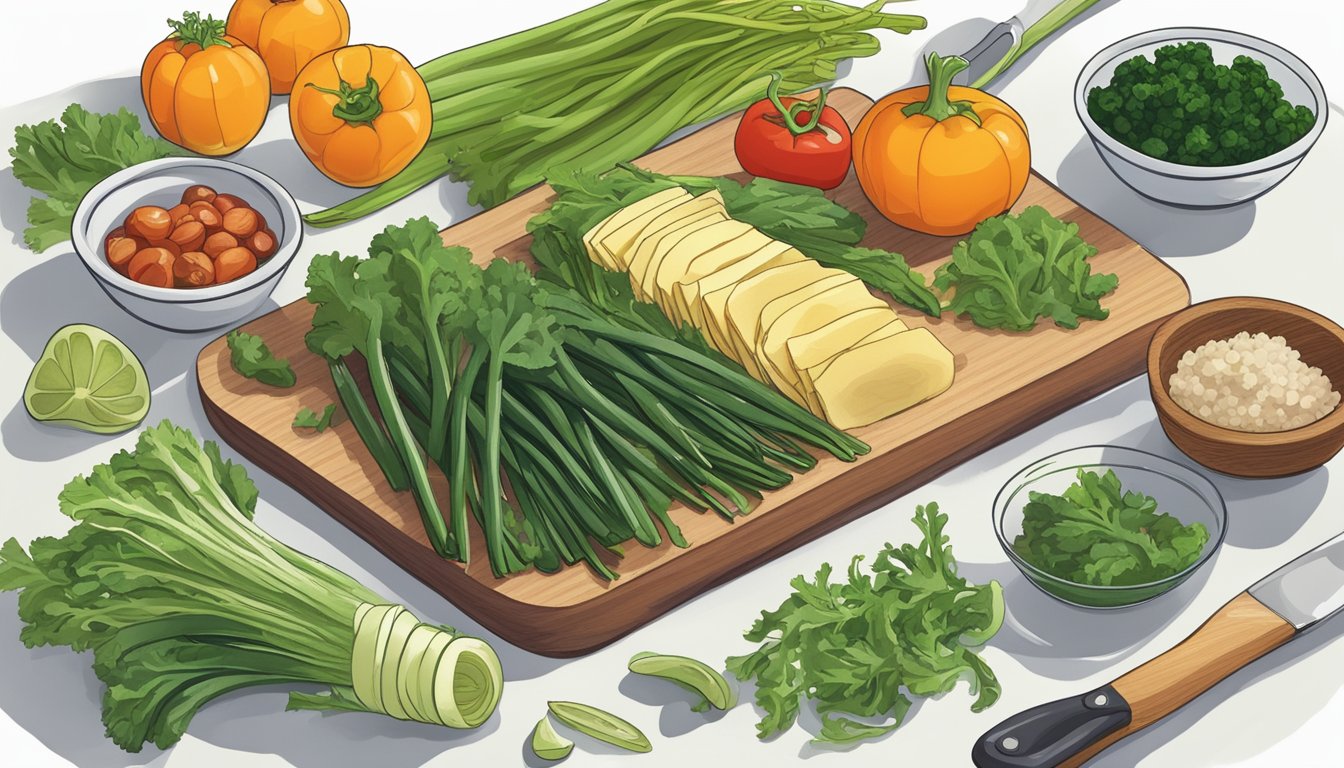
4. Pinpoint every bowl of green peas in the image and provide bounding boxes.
[1074,27,1327,208]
